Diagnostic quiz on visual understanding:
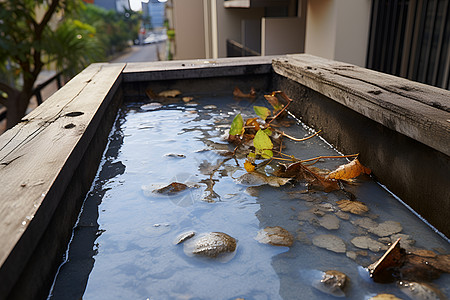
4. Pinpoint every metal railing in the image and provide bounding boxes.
[367,0,449,90]
[226,39,261,57]
[0,71,64,122]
